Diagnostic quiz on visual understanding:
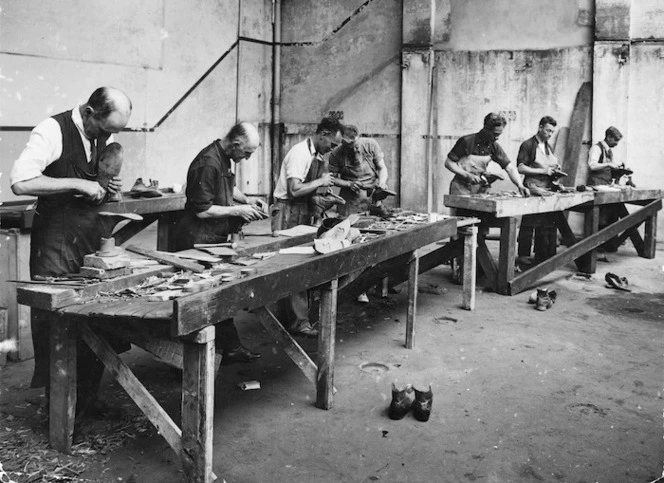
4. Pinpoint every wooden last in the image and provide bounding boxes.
[459,226,477,311]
